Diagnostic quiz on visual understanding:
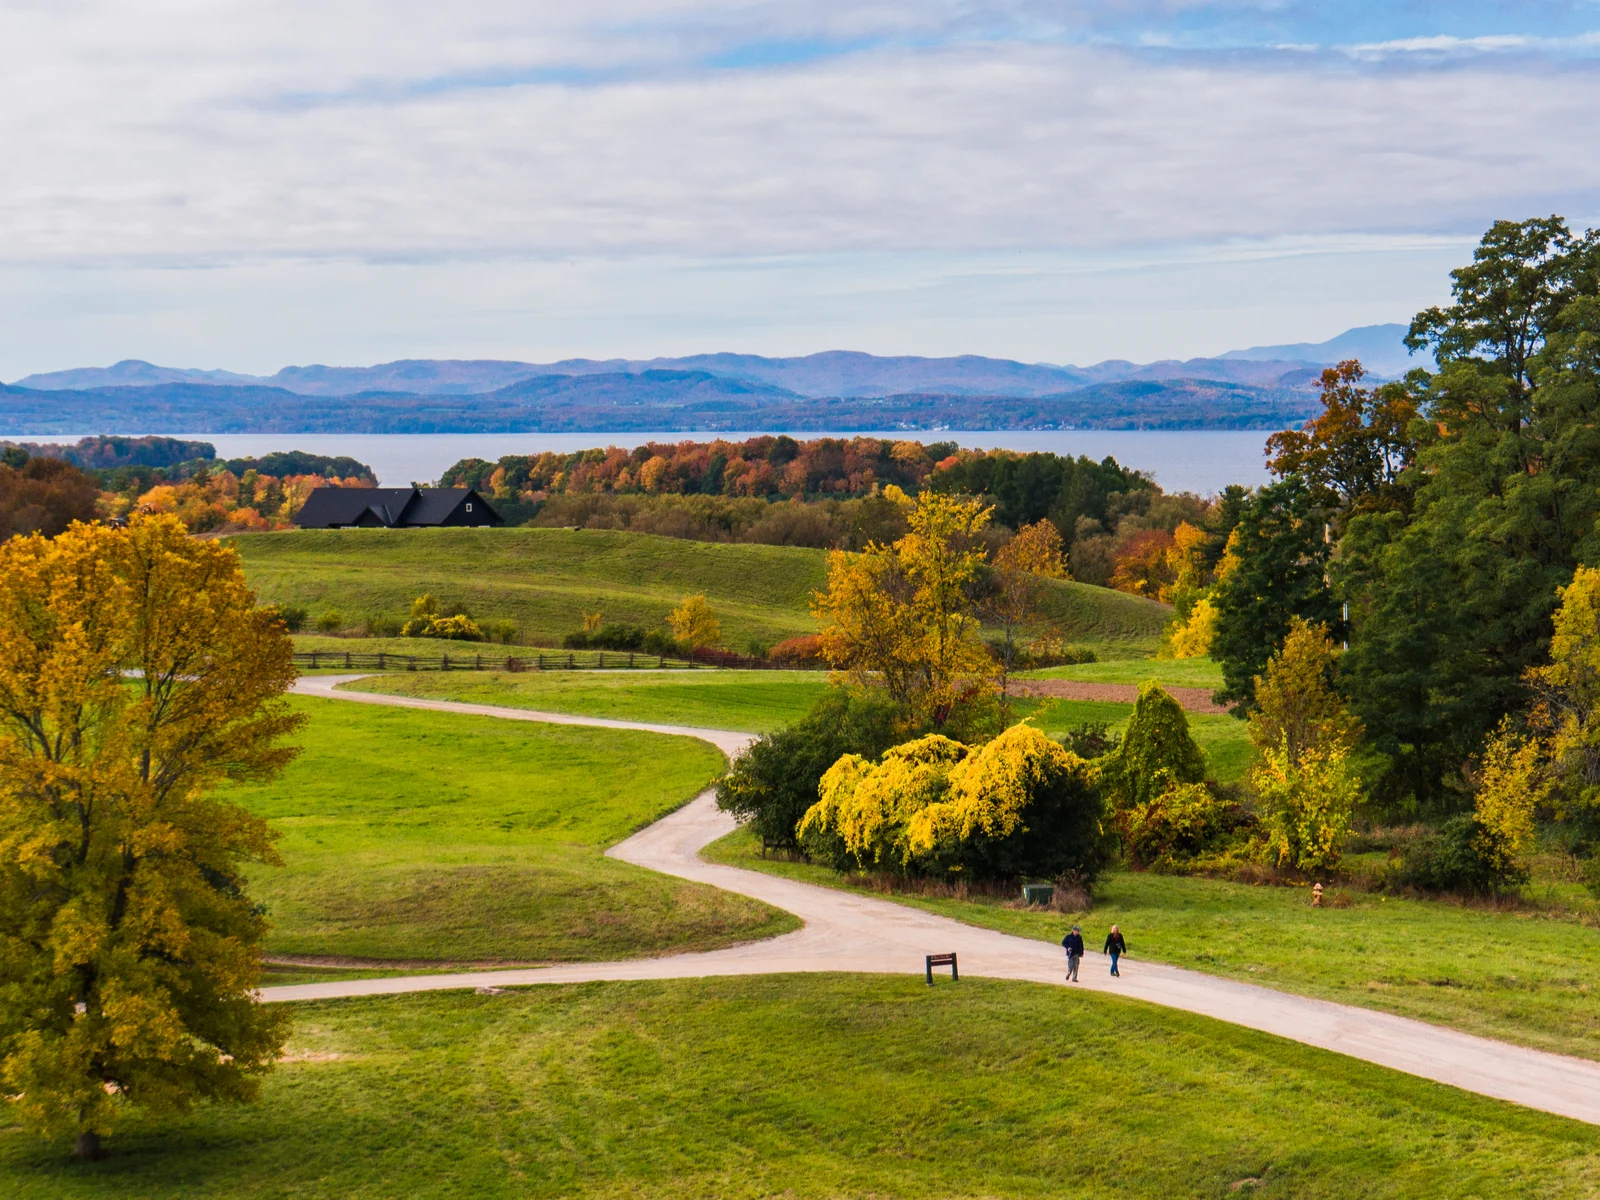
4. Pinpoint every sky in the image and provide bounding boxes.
[2,1,1598,378]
